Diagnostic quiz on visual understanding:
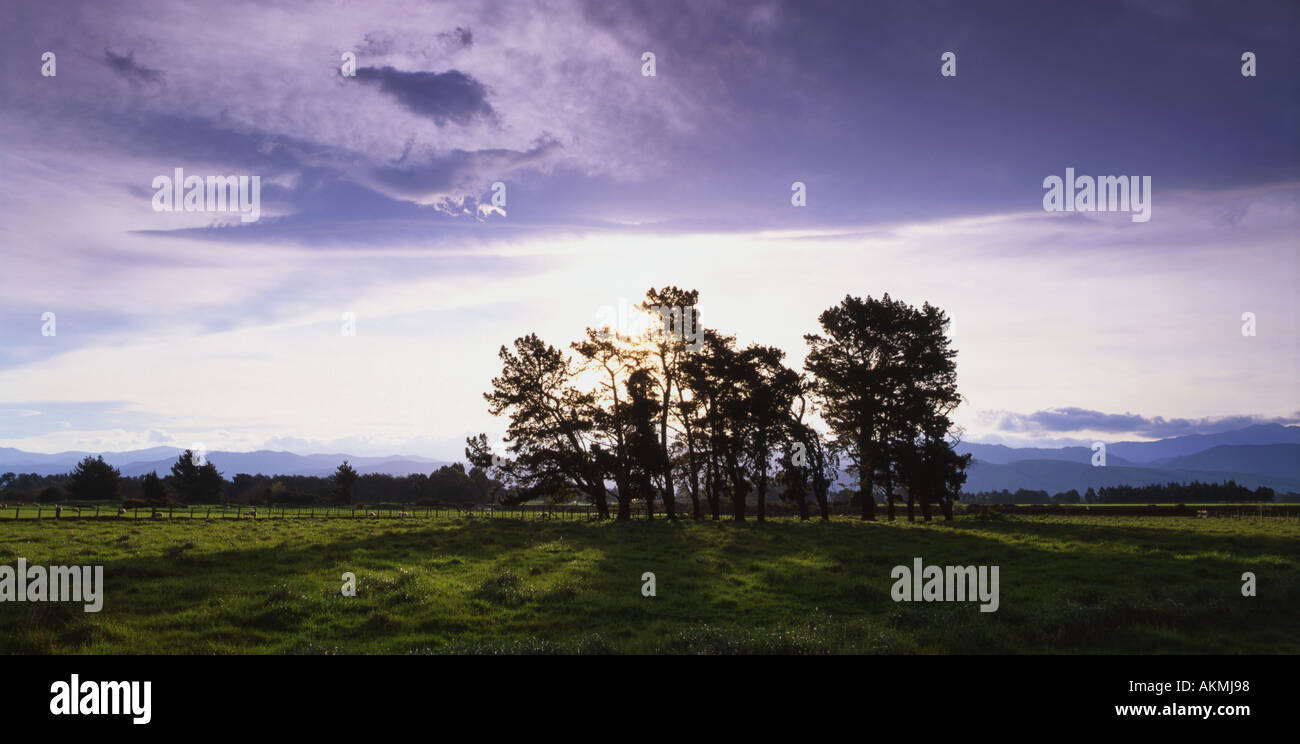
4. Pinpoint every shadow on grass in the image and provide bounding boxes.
[0,515,1294,653]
